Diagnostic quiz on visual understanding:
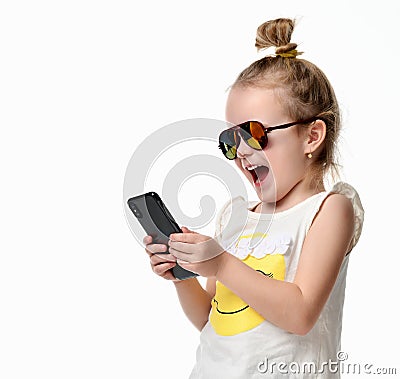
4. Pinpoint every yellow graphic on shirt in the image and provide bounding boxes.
[210,233,290,336]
